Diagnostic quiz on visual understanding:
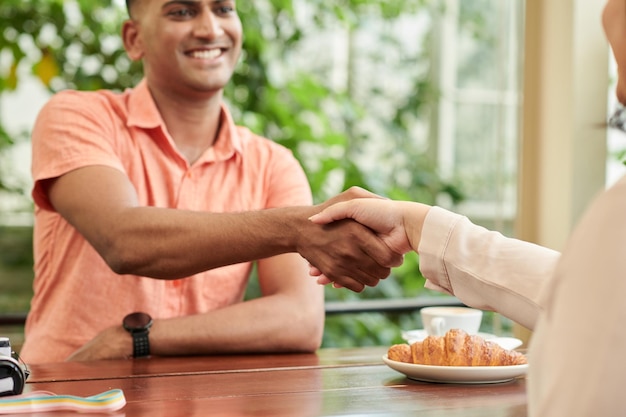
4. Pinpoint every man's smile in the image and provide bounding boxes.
[187,48,224,60]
